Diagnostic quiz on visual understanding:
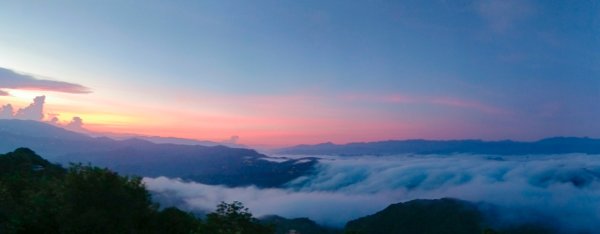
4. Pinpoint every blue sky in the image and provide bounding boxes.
[0,0,598,146]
